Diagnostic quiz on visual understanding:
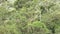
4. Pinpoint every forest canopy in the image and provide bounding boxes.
[0,0,60,34]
